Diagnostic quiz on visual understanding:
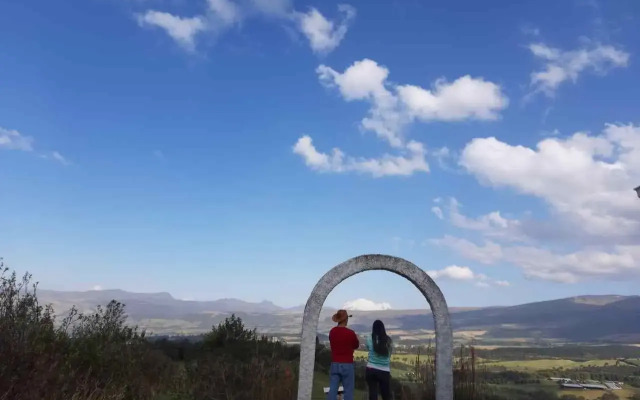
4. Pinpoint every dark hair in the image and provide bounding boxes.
[372,320,391,356]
